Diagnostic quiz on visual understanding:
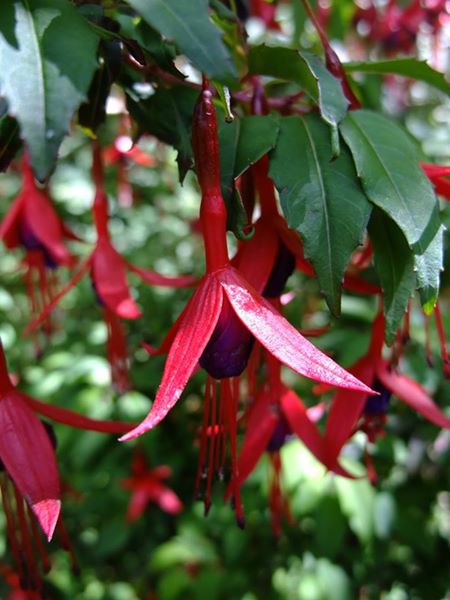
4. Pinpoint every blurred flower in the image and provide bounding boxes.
[122,449,182,522]
[421,162,450,200]
[0,153,76,352]
[323,312,450,474]
[27,143,195,392]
